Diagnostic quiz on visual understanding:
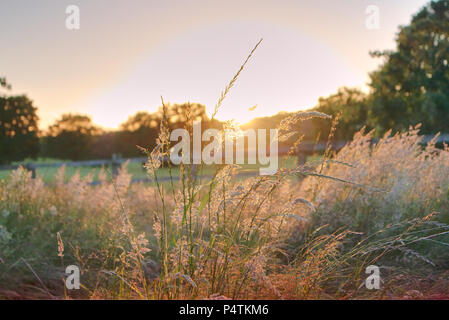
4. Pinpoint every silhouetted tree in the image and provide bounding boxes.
[117,103,213,157]
[369,0,449,134]
[42,114,101,160]
[0,77,11,90]
[313,87,369,141]
[160,102,209,130]
[91,132,117,159]
[116,111,159,157]
[0,93,40,164]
